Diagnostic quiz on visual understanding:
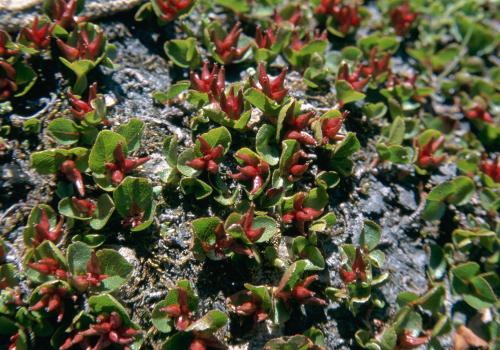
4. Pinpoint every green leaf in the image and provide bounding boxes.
[256,124,280,166]
[244,88,281,115]
[214,0,249,12]
[336,80,366,105]
[153,81,190,103]
[428,244,447,280]
[303,187,329,211]
[88,294,132,326]
[164,38,201,69]
[379,327,397,350]
[180,178,213,200]
[116,118,145,153]
[447,176,476,205]
[186,310,228,332]
[451,262,480,281]
[196,126,232,155]
[264,335,312,349]
[456,14,496,55]
[113,177,155,231]
[96,249,133,292]
[292,237,325,270]
[252,216,278,243]
[387,117,405,145]
[431,45,460,71]
[47,118,80,145]
[276,260,308,292]
[13,60,37,97]
[90,194,115,230]
[341,46,363,61]
[192,217,222,245]
[89,130,127,175]
[67,241,92,276]
[360,220,381,251]
[163,134,179,167]
[333,132,361,158]
[177,148,201,177]
[363,102,387,119]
